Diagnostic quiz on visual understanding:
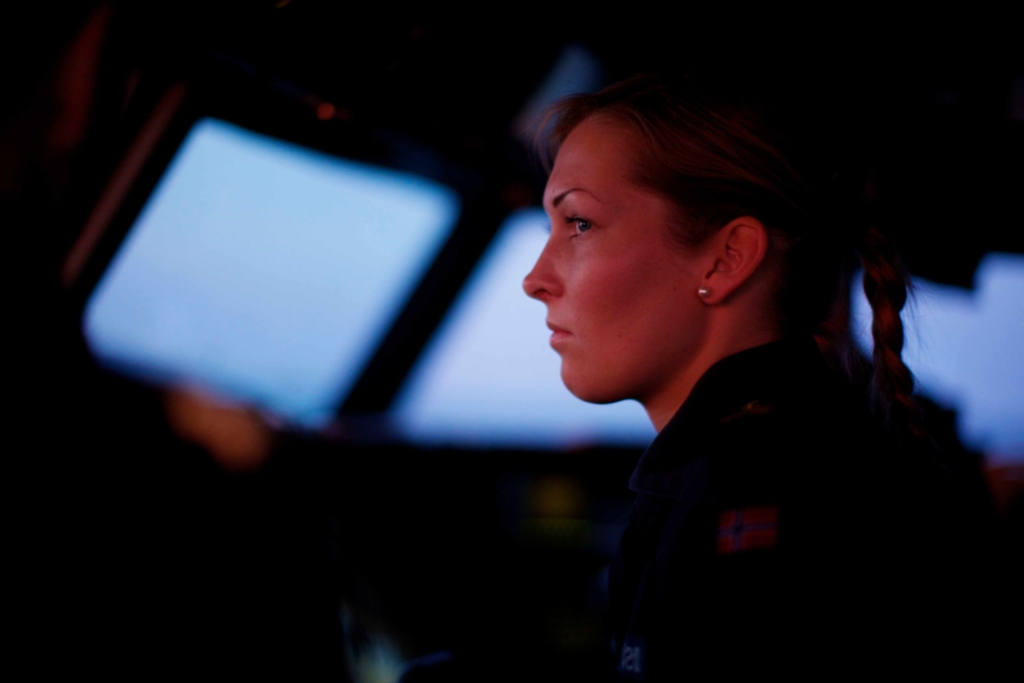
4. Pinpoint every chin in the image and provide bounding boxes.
[560,364,630,405]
